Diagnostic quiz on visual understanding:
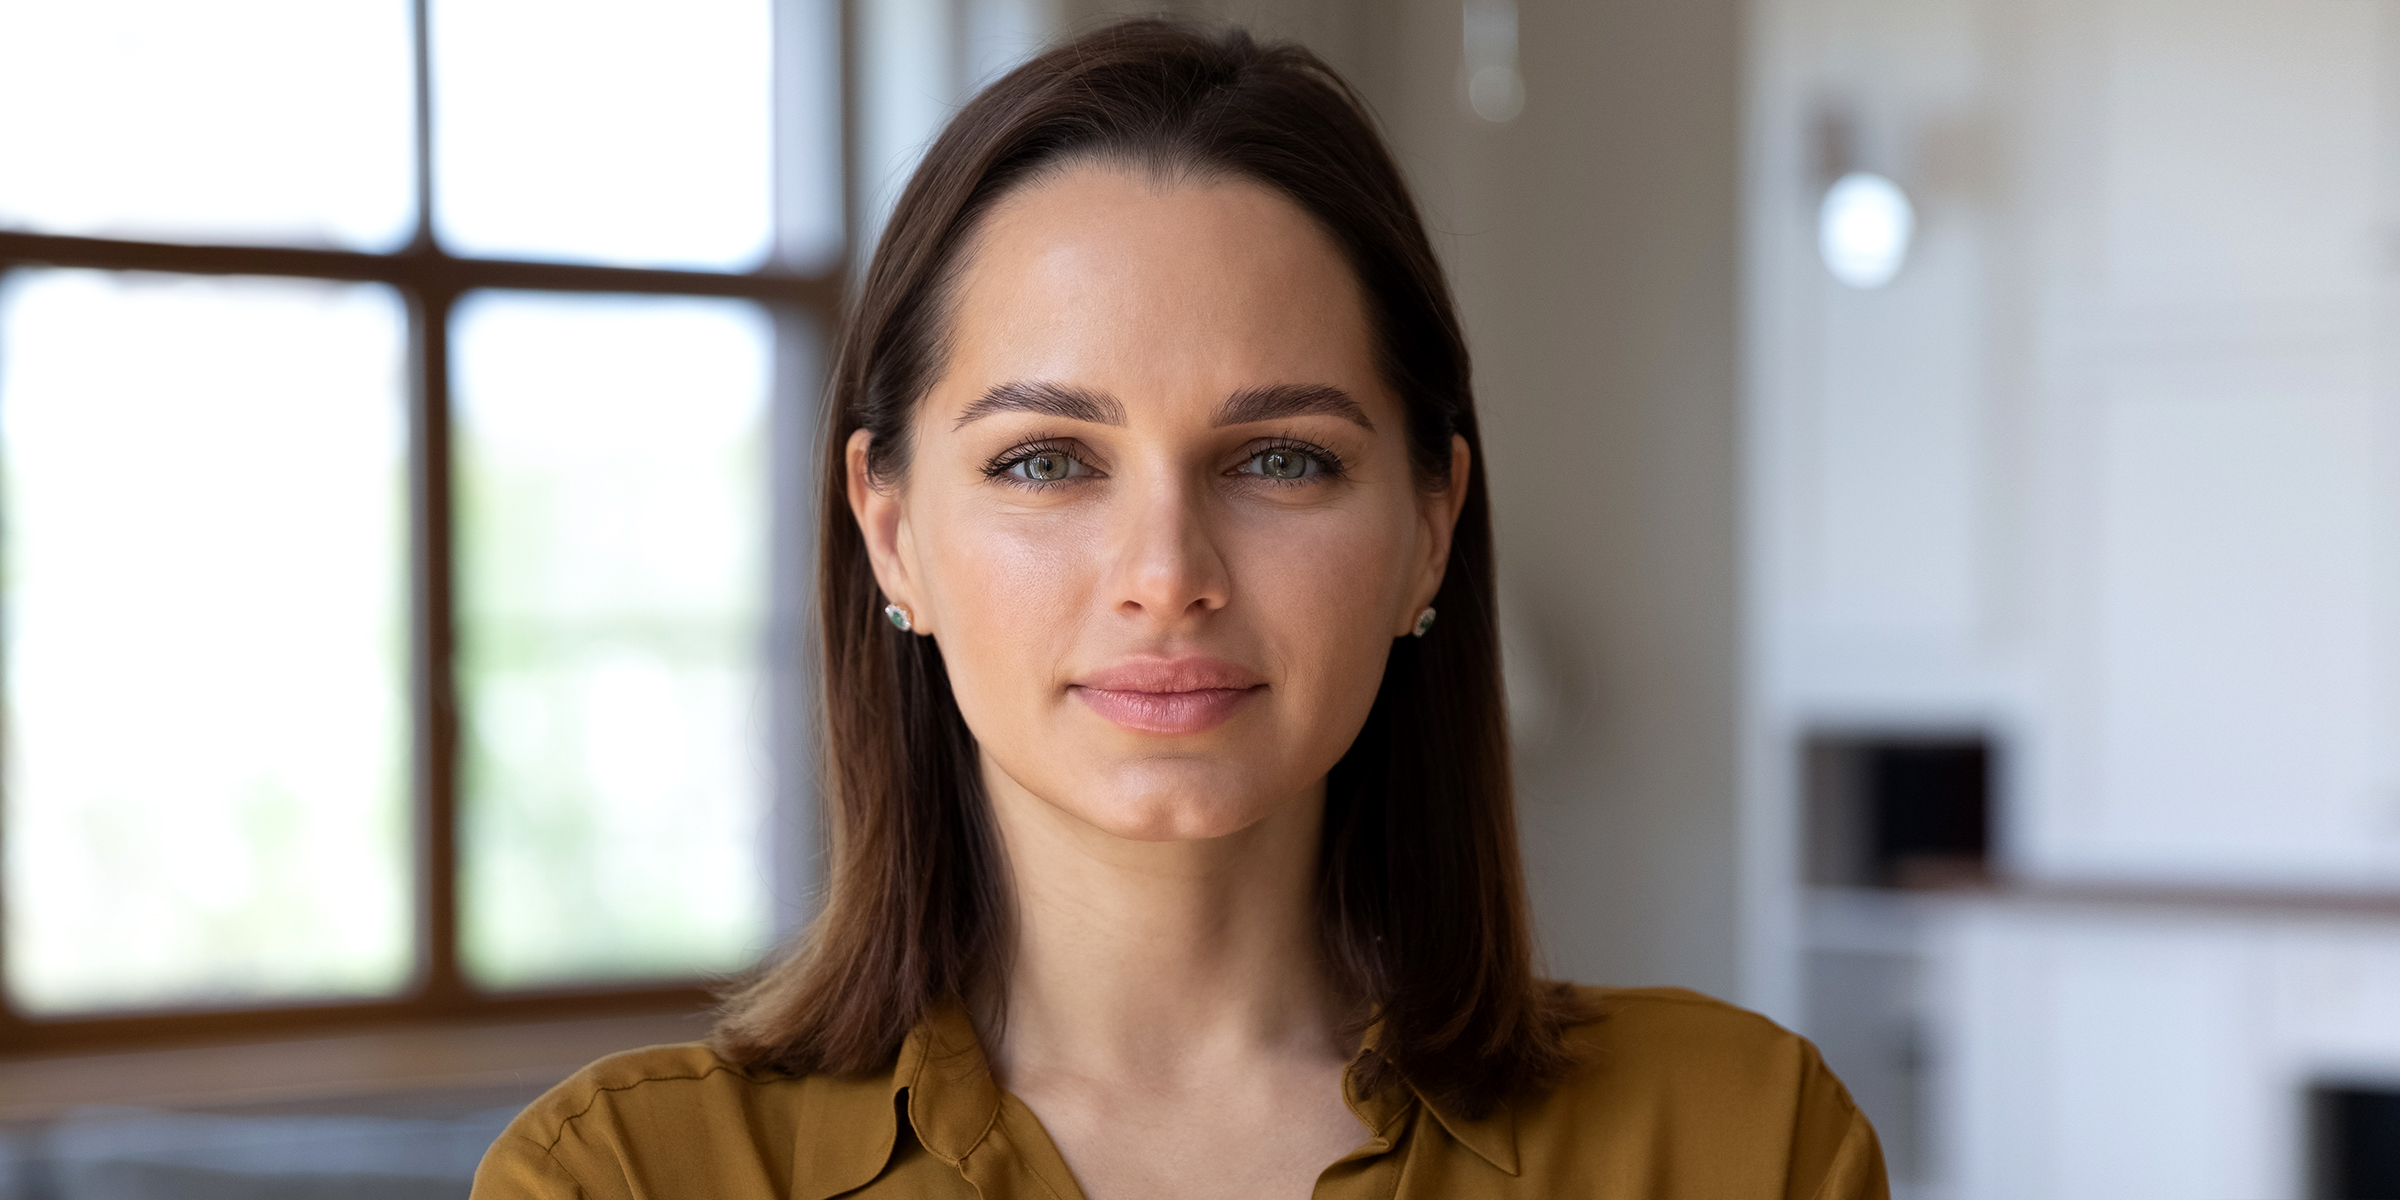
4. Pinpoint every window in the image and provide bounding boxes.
[0,0,843,1050]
